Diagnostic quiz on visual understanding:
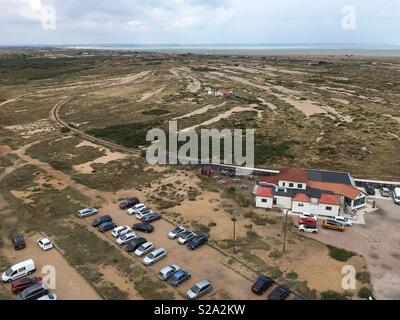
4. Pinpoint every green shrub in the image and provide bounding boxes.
[286,271,298,280]
[142,109,170,116]
[320,290,349,300]
[356,271,371,284]
[327,245,355,262]
[358,287,374,299]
